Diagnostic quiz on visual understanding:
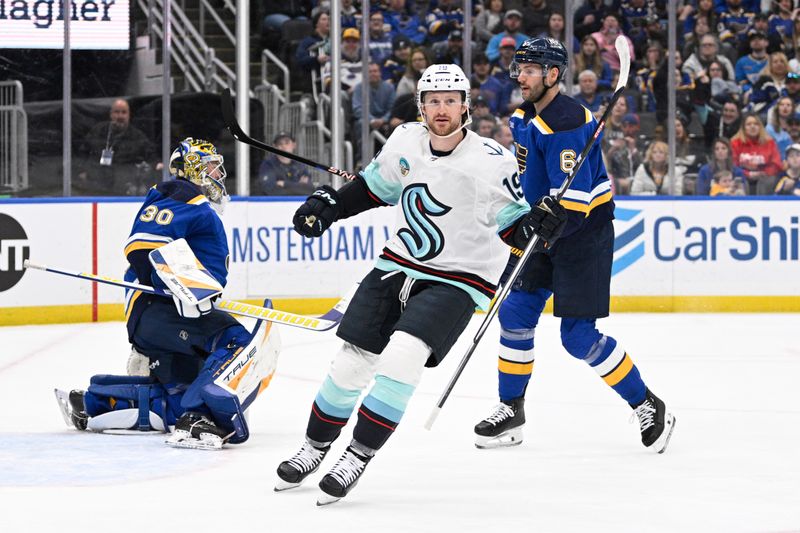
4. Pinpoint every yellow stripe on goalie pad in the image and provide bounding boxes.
[498,359,534,375]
